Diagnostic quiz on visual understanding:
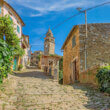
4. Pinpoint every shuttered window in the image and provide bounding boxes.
[0,7,1,14]
[10,17,13,23]
[17,25,20,33]
[72,36,76,48]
